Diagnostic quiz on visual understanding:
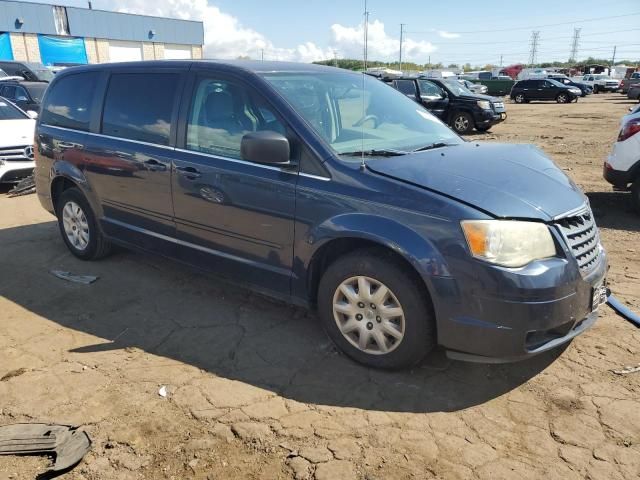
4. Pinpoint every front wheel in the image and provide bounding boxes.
[56,187,112,260]
[514,93,526,104]
[556,93,569,103]
[317,250,436,369]
[451,111,474,134]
